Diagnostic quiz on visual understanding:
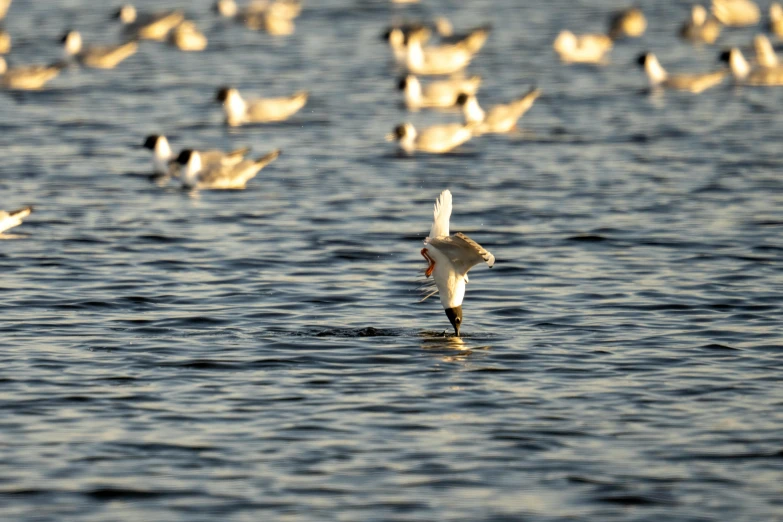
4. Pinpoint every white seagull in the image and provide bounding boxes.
[420,190,494,336]
[142,134,251,176]
[216,86,308,126]
[175,148,281,189]
[0,206,32,234]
